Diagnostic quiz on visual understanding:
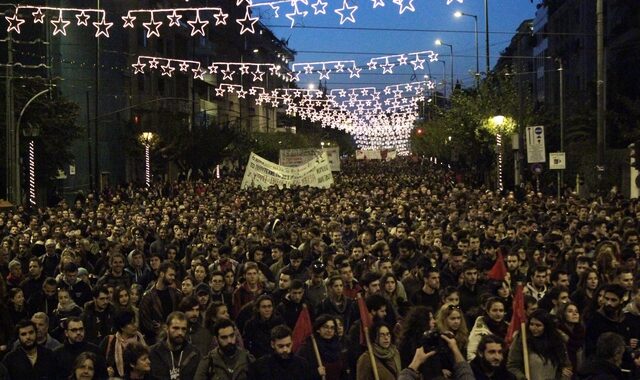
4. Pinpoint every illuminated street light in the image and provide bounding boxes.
[140,132,156,188]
